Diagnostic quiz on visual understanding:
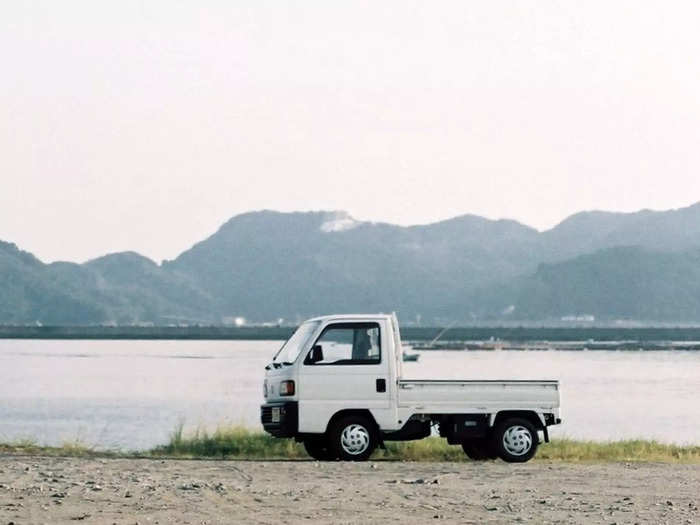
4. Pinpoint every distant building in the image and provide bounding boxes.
[222,316,247,327]
[561,315,595,322]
